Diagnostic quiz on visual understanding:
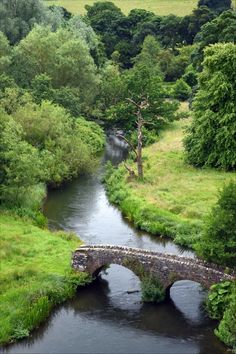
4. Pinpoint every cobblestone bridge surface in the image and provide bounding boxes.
[72,245,235,290]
